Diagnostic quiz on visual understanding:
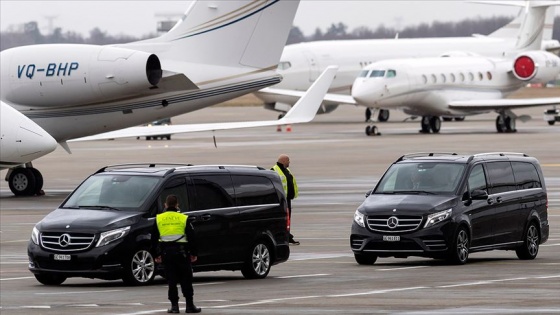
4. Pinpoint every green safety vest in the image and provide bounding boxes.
[156,211,188,243]
[272,165,298,199]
